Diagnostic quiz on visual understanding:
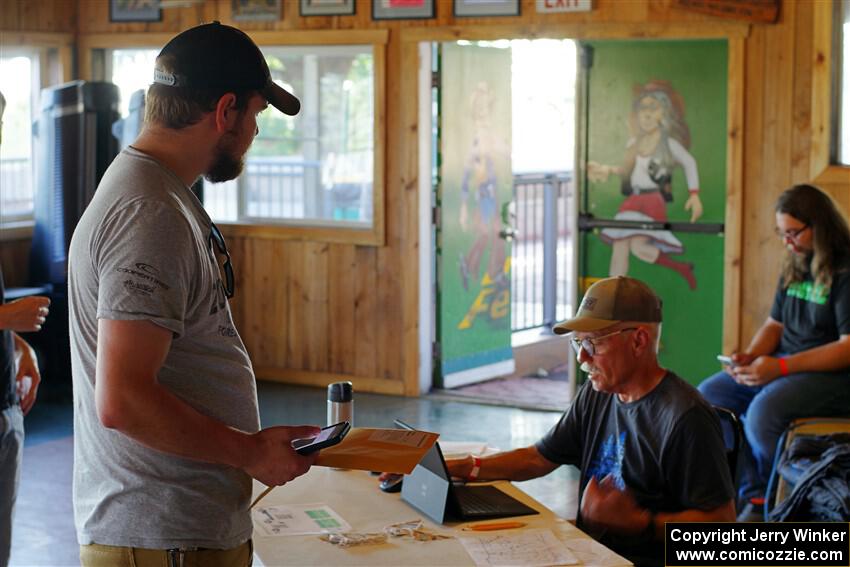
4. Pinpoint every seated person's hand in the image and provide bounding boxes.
[731,355,782,387]
[730,352,756,366]
[444,456,473,480]
[580,475,651,537]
